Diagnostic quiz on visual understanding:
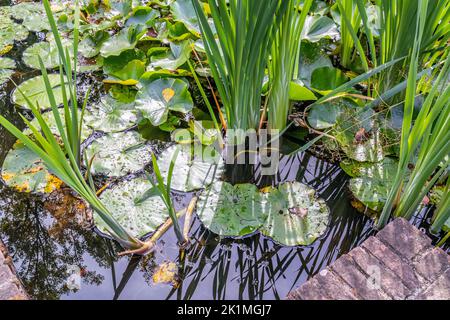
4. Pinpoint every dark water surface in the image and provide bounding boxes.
[0,0,447,300]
